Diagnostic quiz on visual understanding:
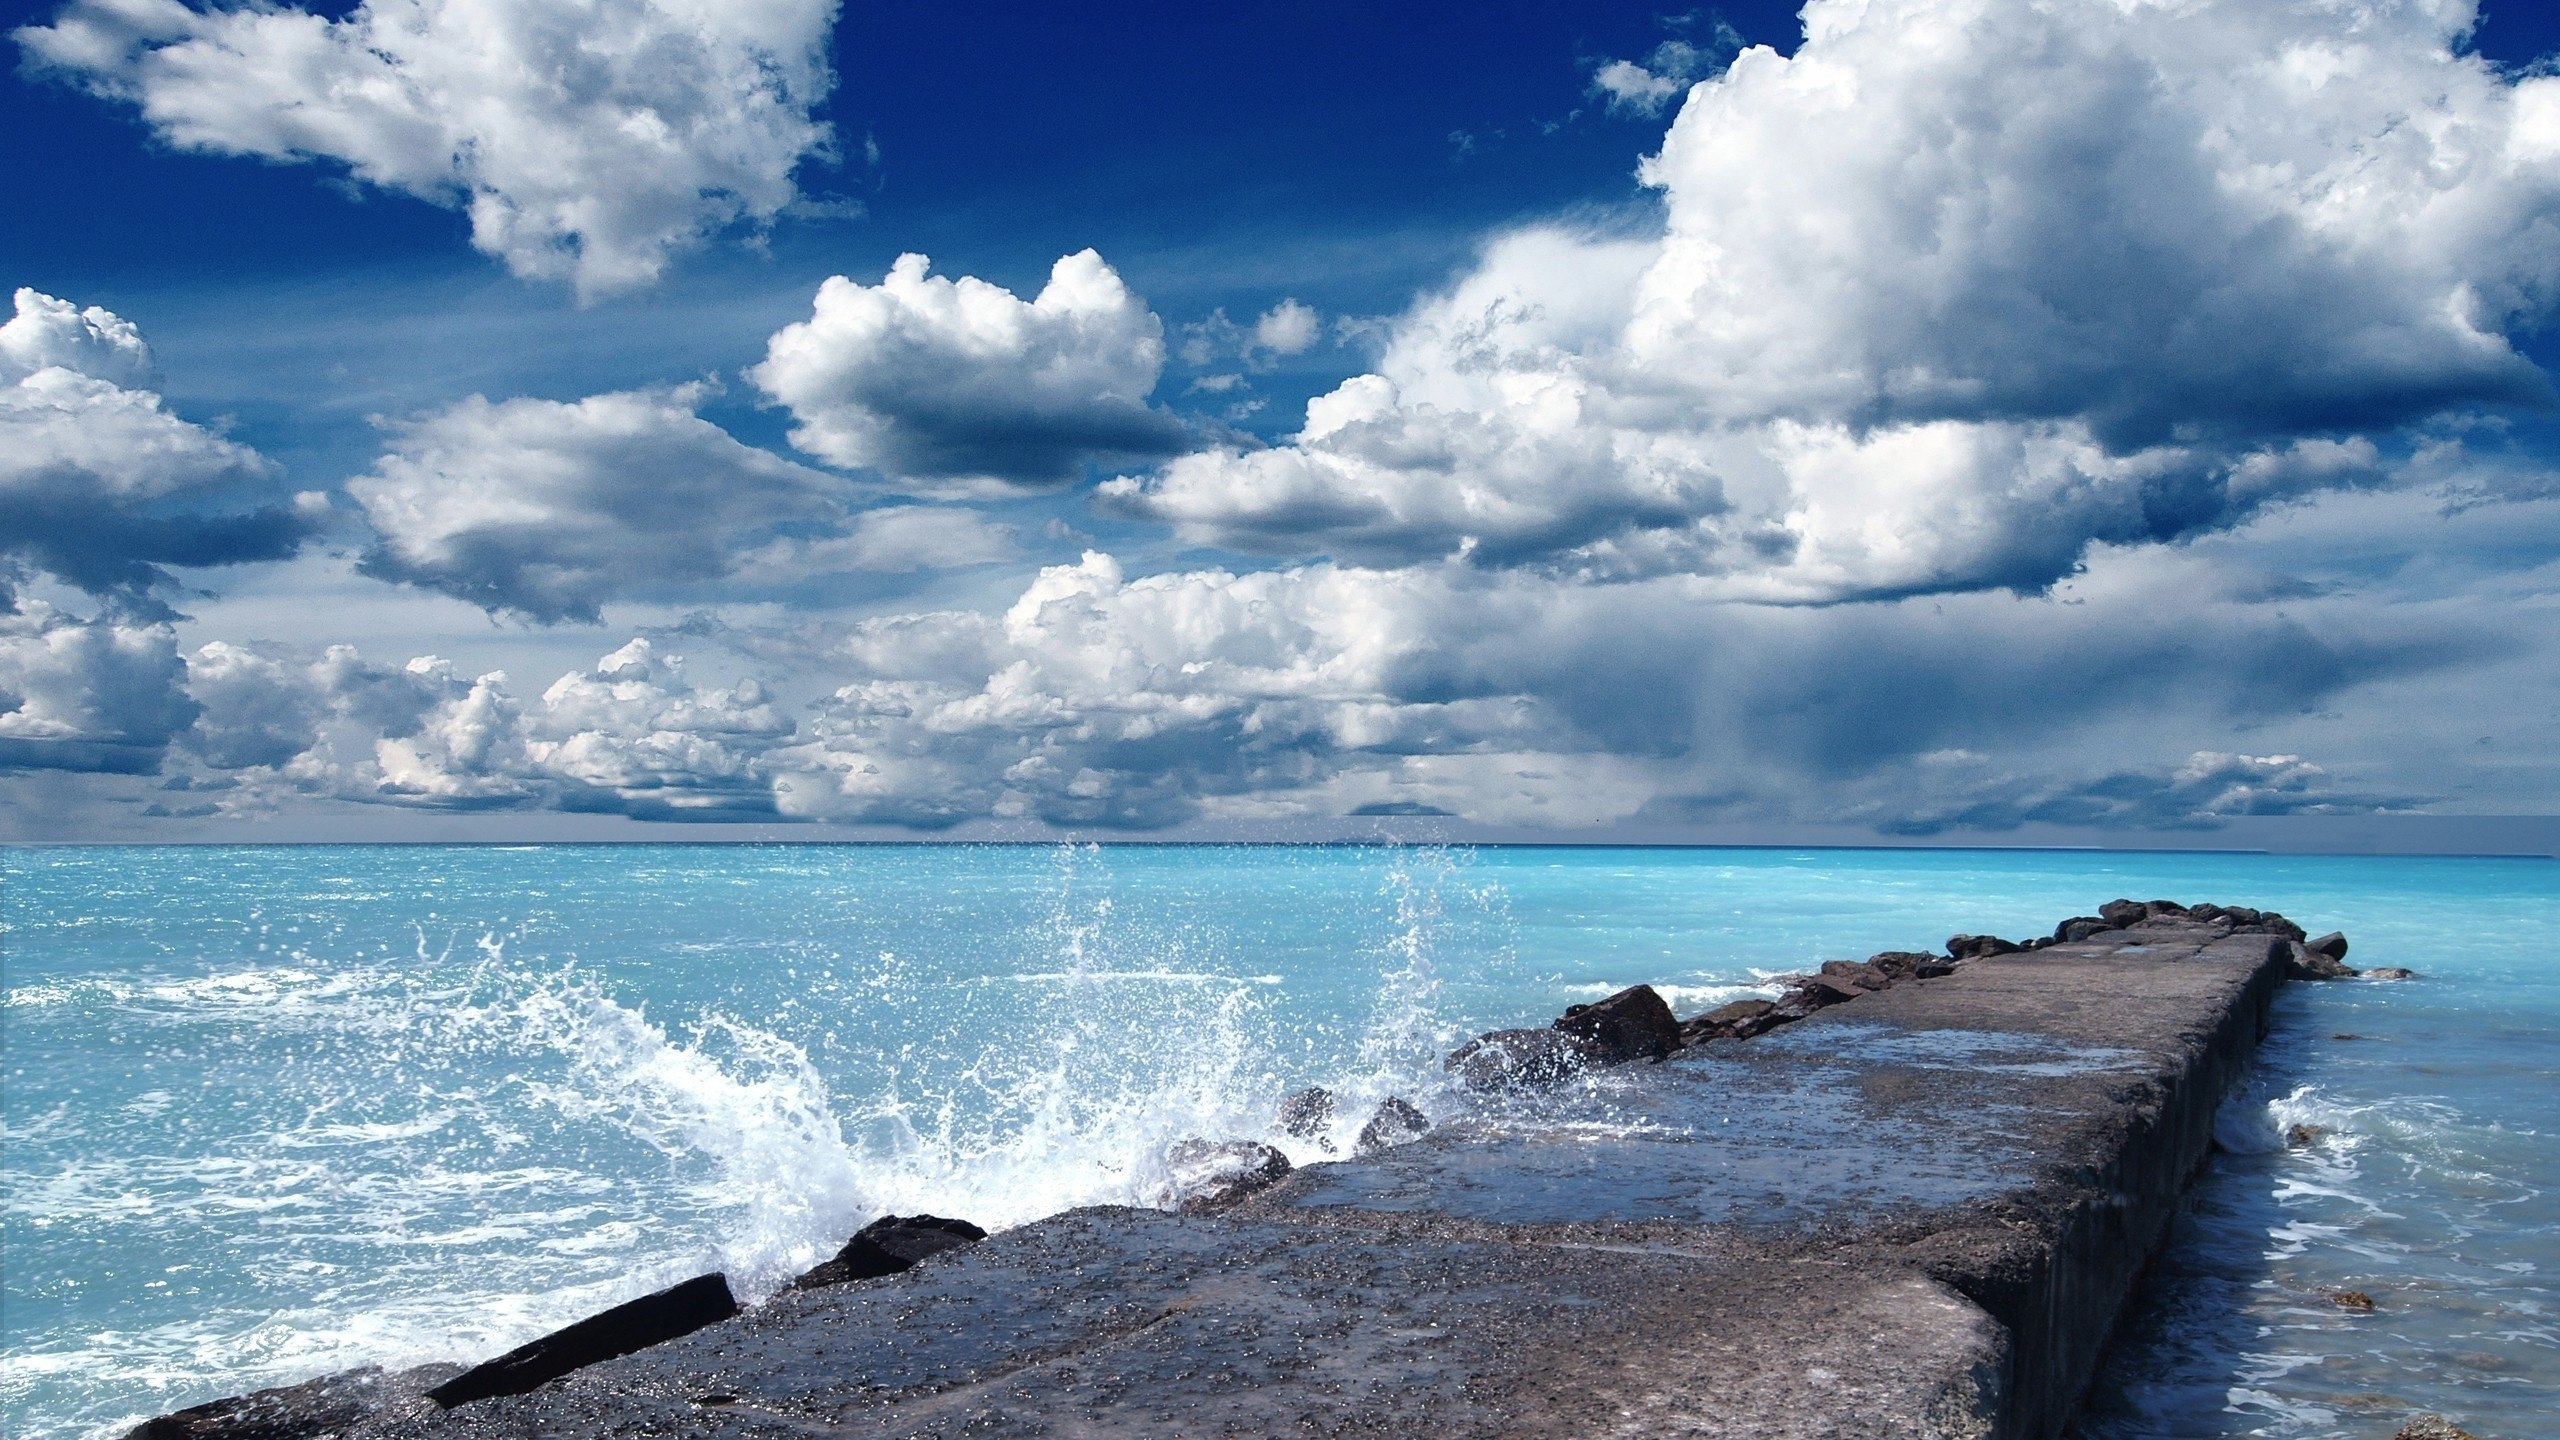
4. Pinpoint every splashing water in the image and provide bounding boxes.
[4,843,2554,1440]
